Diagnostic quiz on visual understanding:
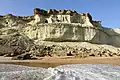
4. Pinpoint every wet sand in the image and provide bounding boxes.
[0,56,120,68]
